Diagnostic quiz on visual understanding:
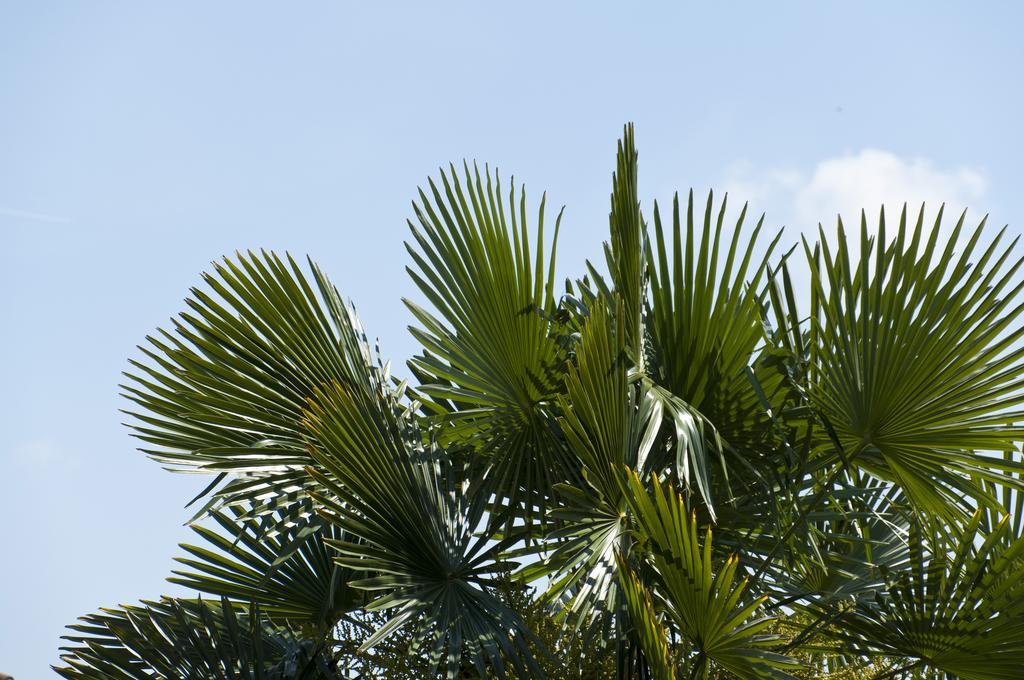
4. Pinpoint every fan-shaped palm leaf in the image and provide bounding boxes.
[836,511,1024,679]
[616,557,676,680]
[54,597,338,679]
[404,162,573,527]
[647,189,783,449]
[122,251,377,521]
[622,471,800,679]
[766,476,912,607]
[604,123,646,365]
[302,377,543,679]
[805,206,1024,518]
[169,507,360,630]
